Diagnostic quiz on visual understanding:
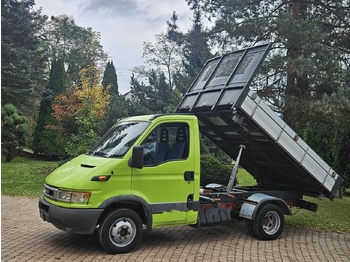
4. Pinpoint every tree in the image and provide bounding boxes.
[32,58,66,157]
[168,10,212,95]
[42,15,108,86]
[132,11,212,115]
[1,0,46,114]
[142,33,183,89]
[130,70,181,114]
[98,61,124,134]
[300,86,350,187]
[1,104,27,161]
[52,66,110,157]
[102,61,119,95]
